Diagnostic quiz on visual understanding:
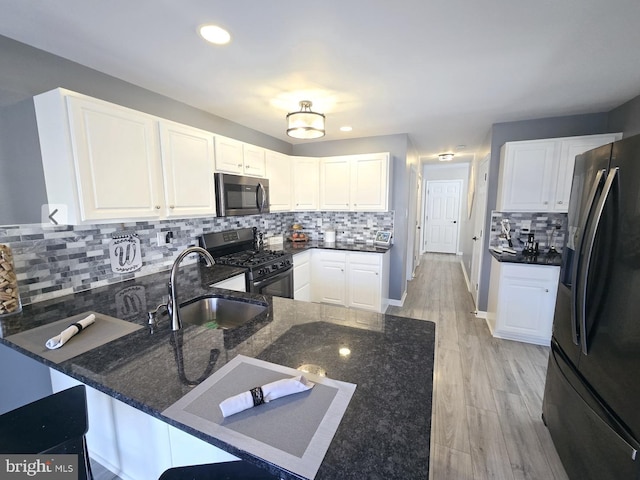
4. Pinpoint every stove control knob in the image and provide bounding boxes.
[272,264,279,271]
